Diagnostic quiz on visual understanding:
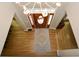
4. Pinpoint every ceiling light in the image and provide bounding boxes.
[56,2,61,7]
